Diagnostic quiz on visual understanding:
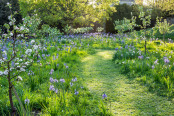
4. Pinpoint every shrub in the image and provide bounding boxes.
[106,4,162,33]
